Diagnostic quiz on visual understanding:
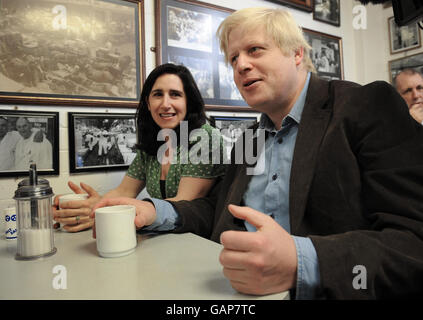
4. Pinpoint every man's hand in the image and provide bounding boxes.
[410,104,423,124]
[91,197,157,238]
[219,204,297,295]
